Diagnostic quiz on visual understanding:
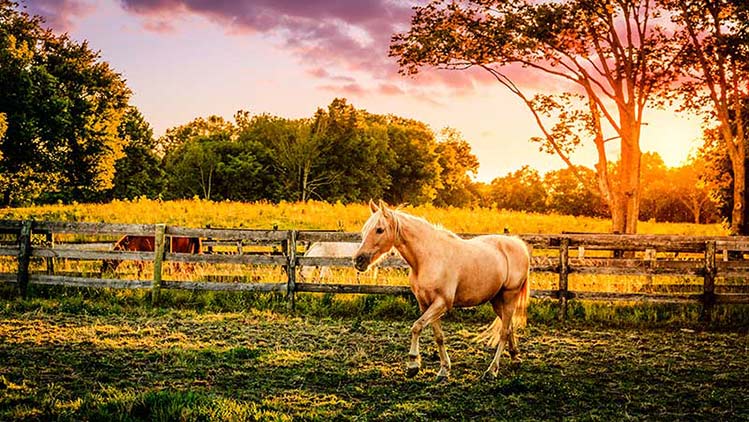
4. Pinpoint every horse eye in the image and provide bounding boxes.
[375,227,385,234]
